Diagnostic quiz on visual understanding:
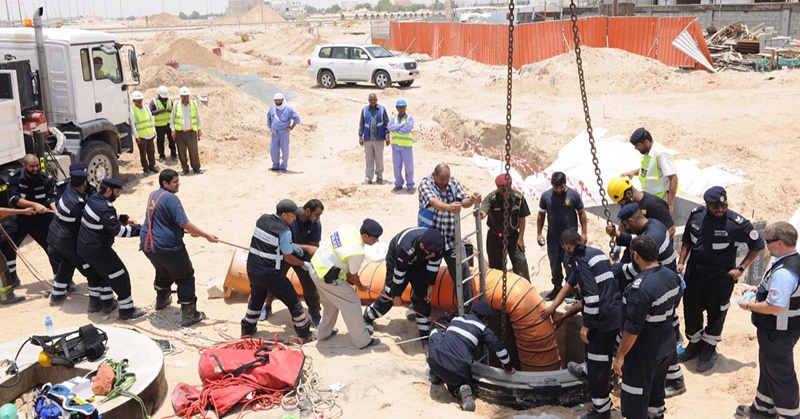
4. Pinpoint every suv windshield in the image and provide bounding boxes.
[365,46,394,59]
